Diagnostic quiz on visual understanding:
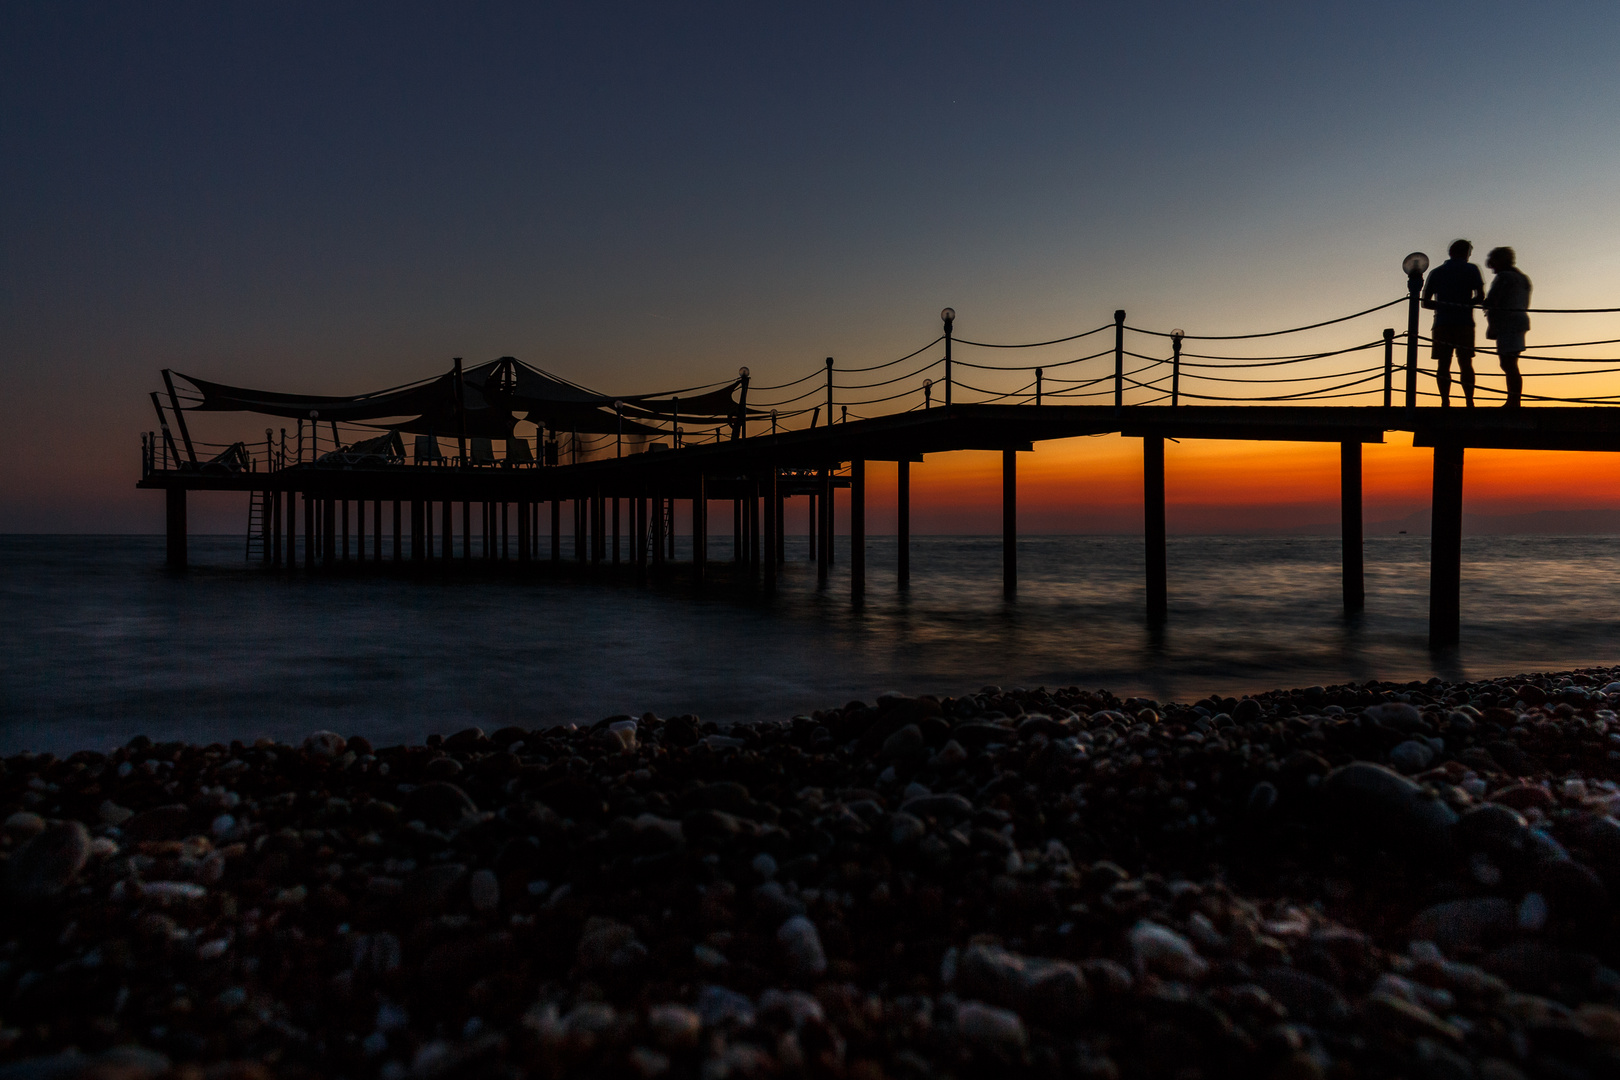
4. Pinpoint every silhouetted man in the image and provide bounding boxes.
[1485,246,1532,408]
[1421,239,1486,407]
